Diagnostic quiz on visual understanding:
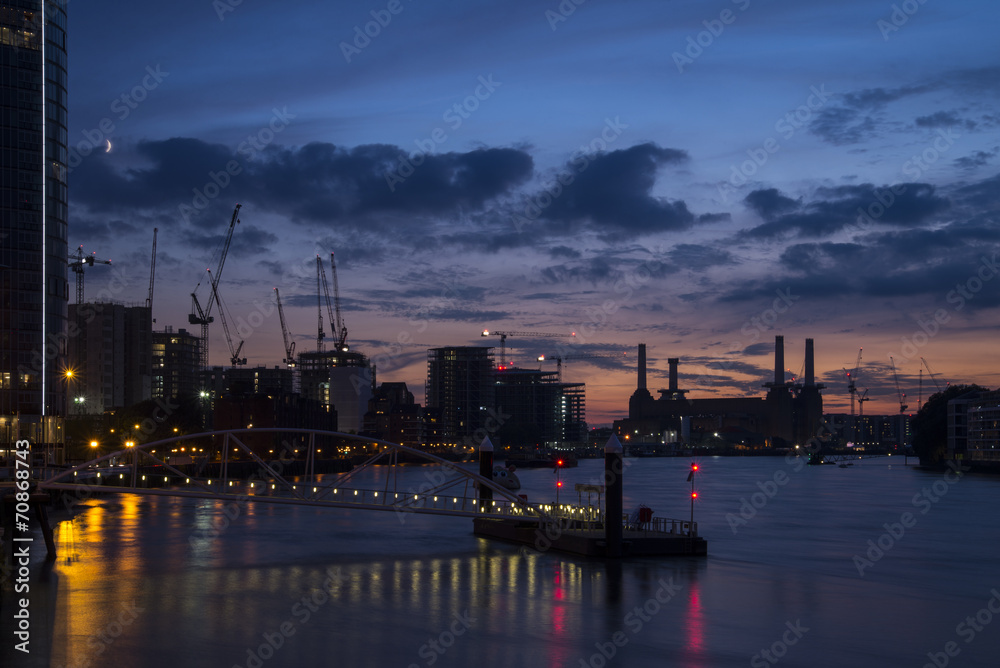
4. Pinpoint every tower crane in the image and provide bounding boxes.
[842,348,863,415]
[481,330,575,366]
[315,256,325,352]
[208,269,245,367]
[68,245,112,305]
[146,228,157,321]
[921,357,944,392]
[857,388,870,416]
[189,204,241,369]
[274,287,295,367]
[329,252,348,352]
[538,352,627,381]
[889,356,907,414]
[316,254,348,353]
